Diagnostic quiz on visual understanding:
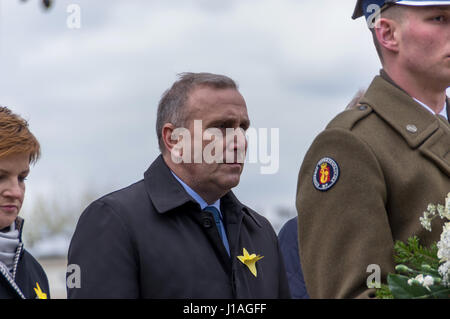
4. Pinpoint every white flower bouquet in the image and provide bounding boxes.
[377,193,450,299]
